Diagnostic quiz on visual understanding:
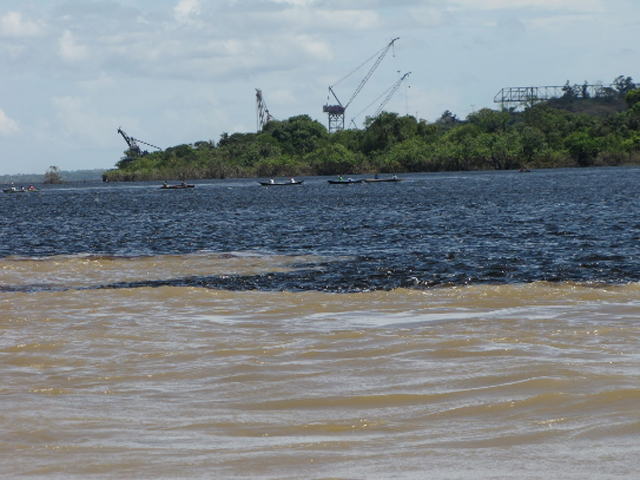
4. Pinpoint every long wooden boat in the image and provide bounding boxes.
[160,184,194,189]
[3,188,39,193]
[327,179,364,184]
[259,180,304,186]
[363,177,404,183]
